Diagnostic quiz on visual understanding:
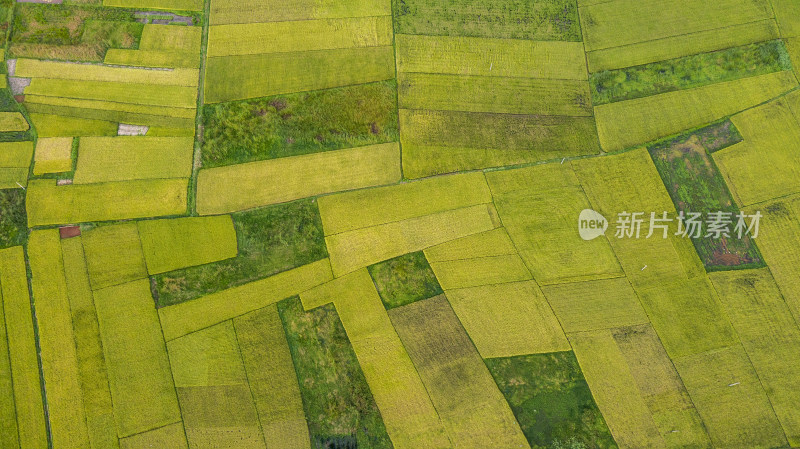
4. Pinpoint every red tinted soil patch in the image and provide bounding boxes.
[59,226,81,239]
